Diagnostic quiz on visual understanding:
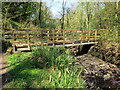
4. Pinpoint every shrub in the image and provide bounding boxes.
[31,46,72,69]
[0,39,12,53]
